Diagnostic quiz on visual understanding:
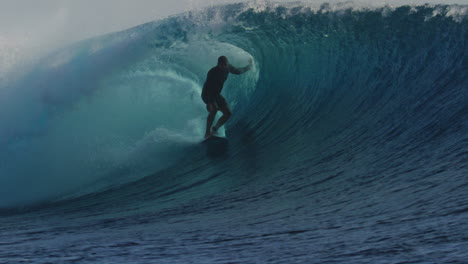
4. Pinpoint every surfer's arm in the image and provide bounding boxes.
[229,58,253,75]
